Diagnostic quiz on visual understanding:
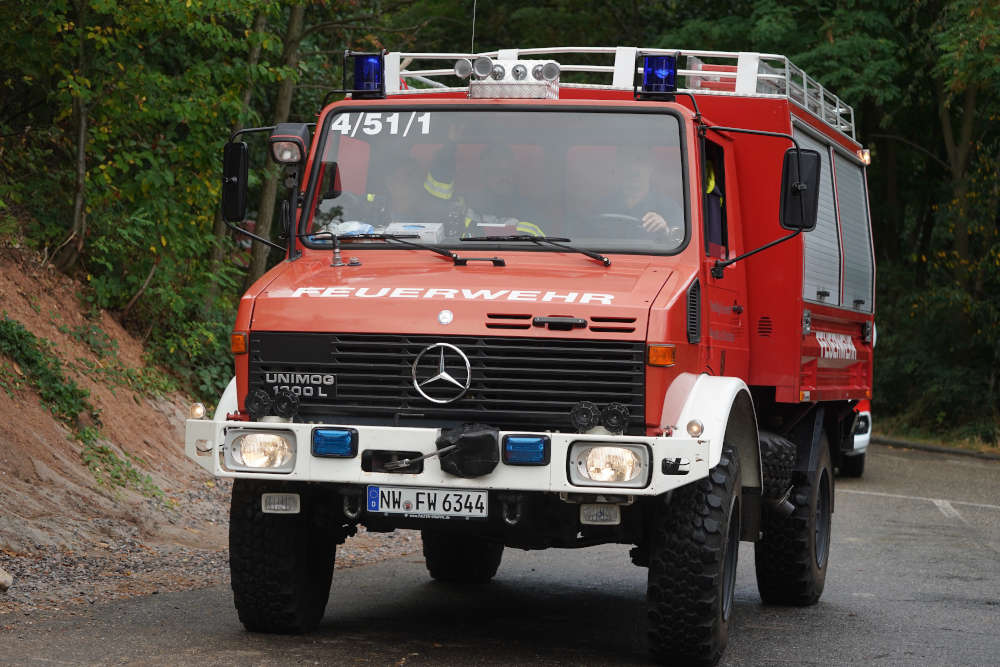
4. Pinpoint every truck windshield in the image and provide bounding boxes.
[303,109,686,254]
